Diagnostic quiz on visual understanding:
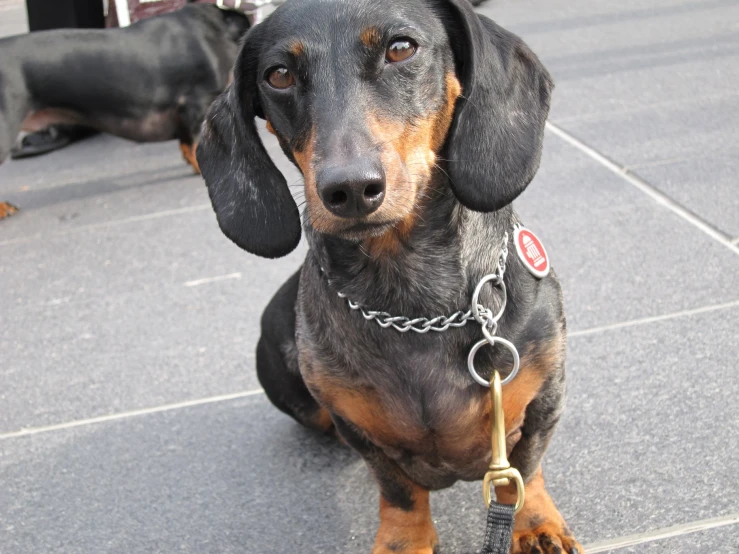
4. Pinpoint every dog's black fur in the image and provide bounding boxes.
[198,0,580,552]
[0,4,249,175]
